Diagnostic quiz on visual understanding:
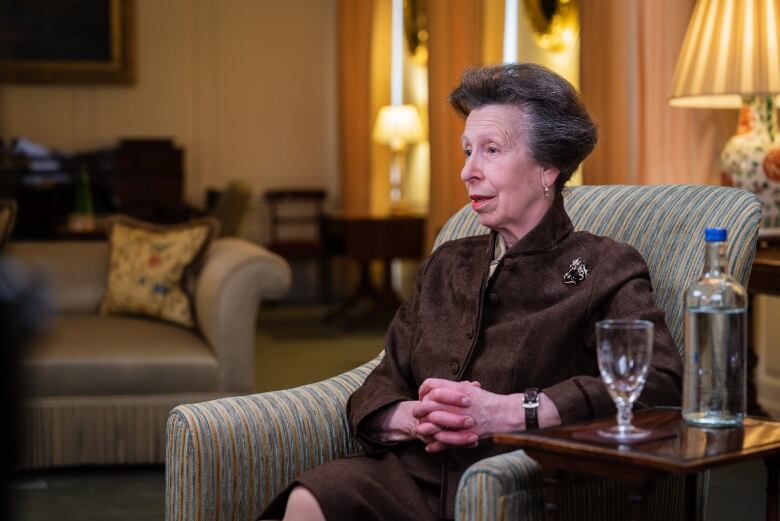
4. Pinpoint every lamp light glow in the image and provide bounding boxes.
[373,104,425,213]
[669,0,780,108]
[372,104,424,151]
